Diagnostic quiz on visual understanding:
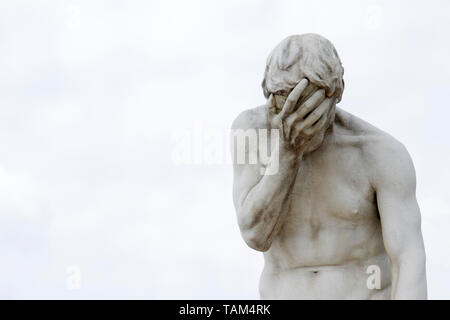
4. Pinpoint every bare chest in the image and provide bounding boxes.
[285,147,378,232]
